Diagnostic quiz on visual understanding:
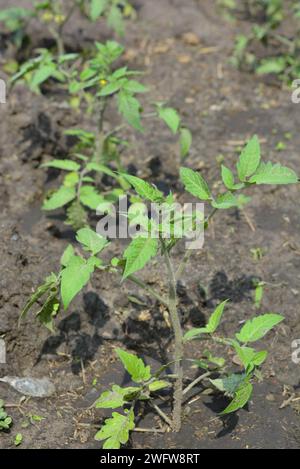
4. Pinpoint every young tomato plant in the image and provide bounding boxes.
[20,135,298,447]
[14,40,191,229]
[231,1,300,83]
[0,1,134,57]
